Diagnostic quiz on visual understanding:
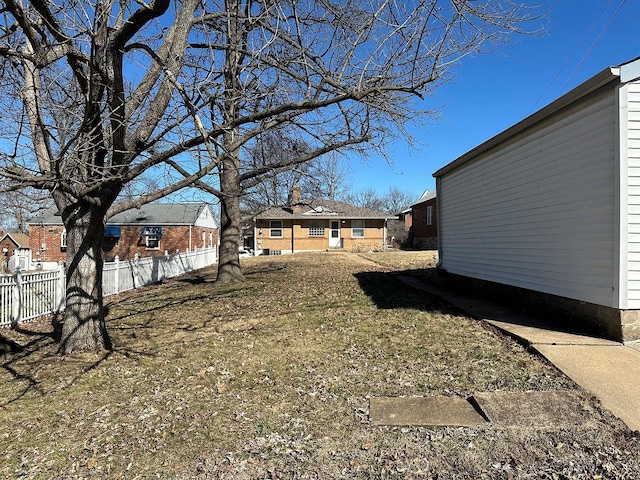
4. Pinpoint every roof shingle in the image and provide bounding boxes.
[256,199,393,220]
